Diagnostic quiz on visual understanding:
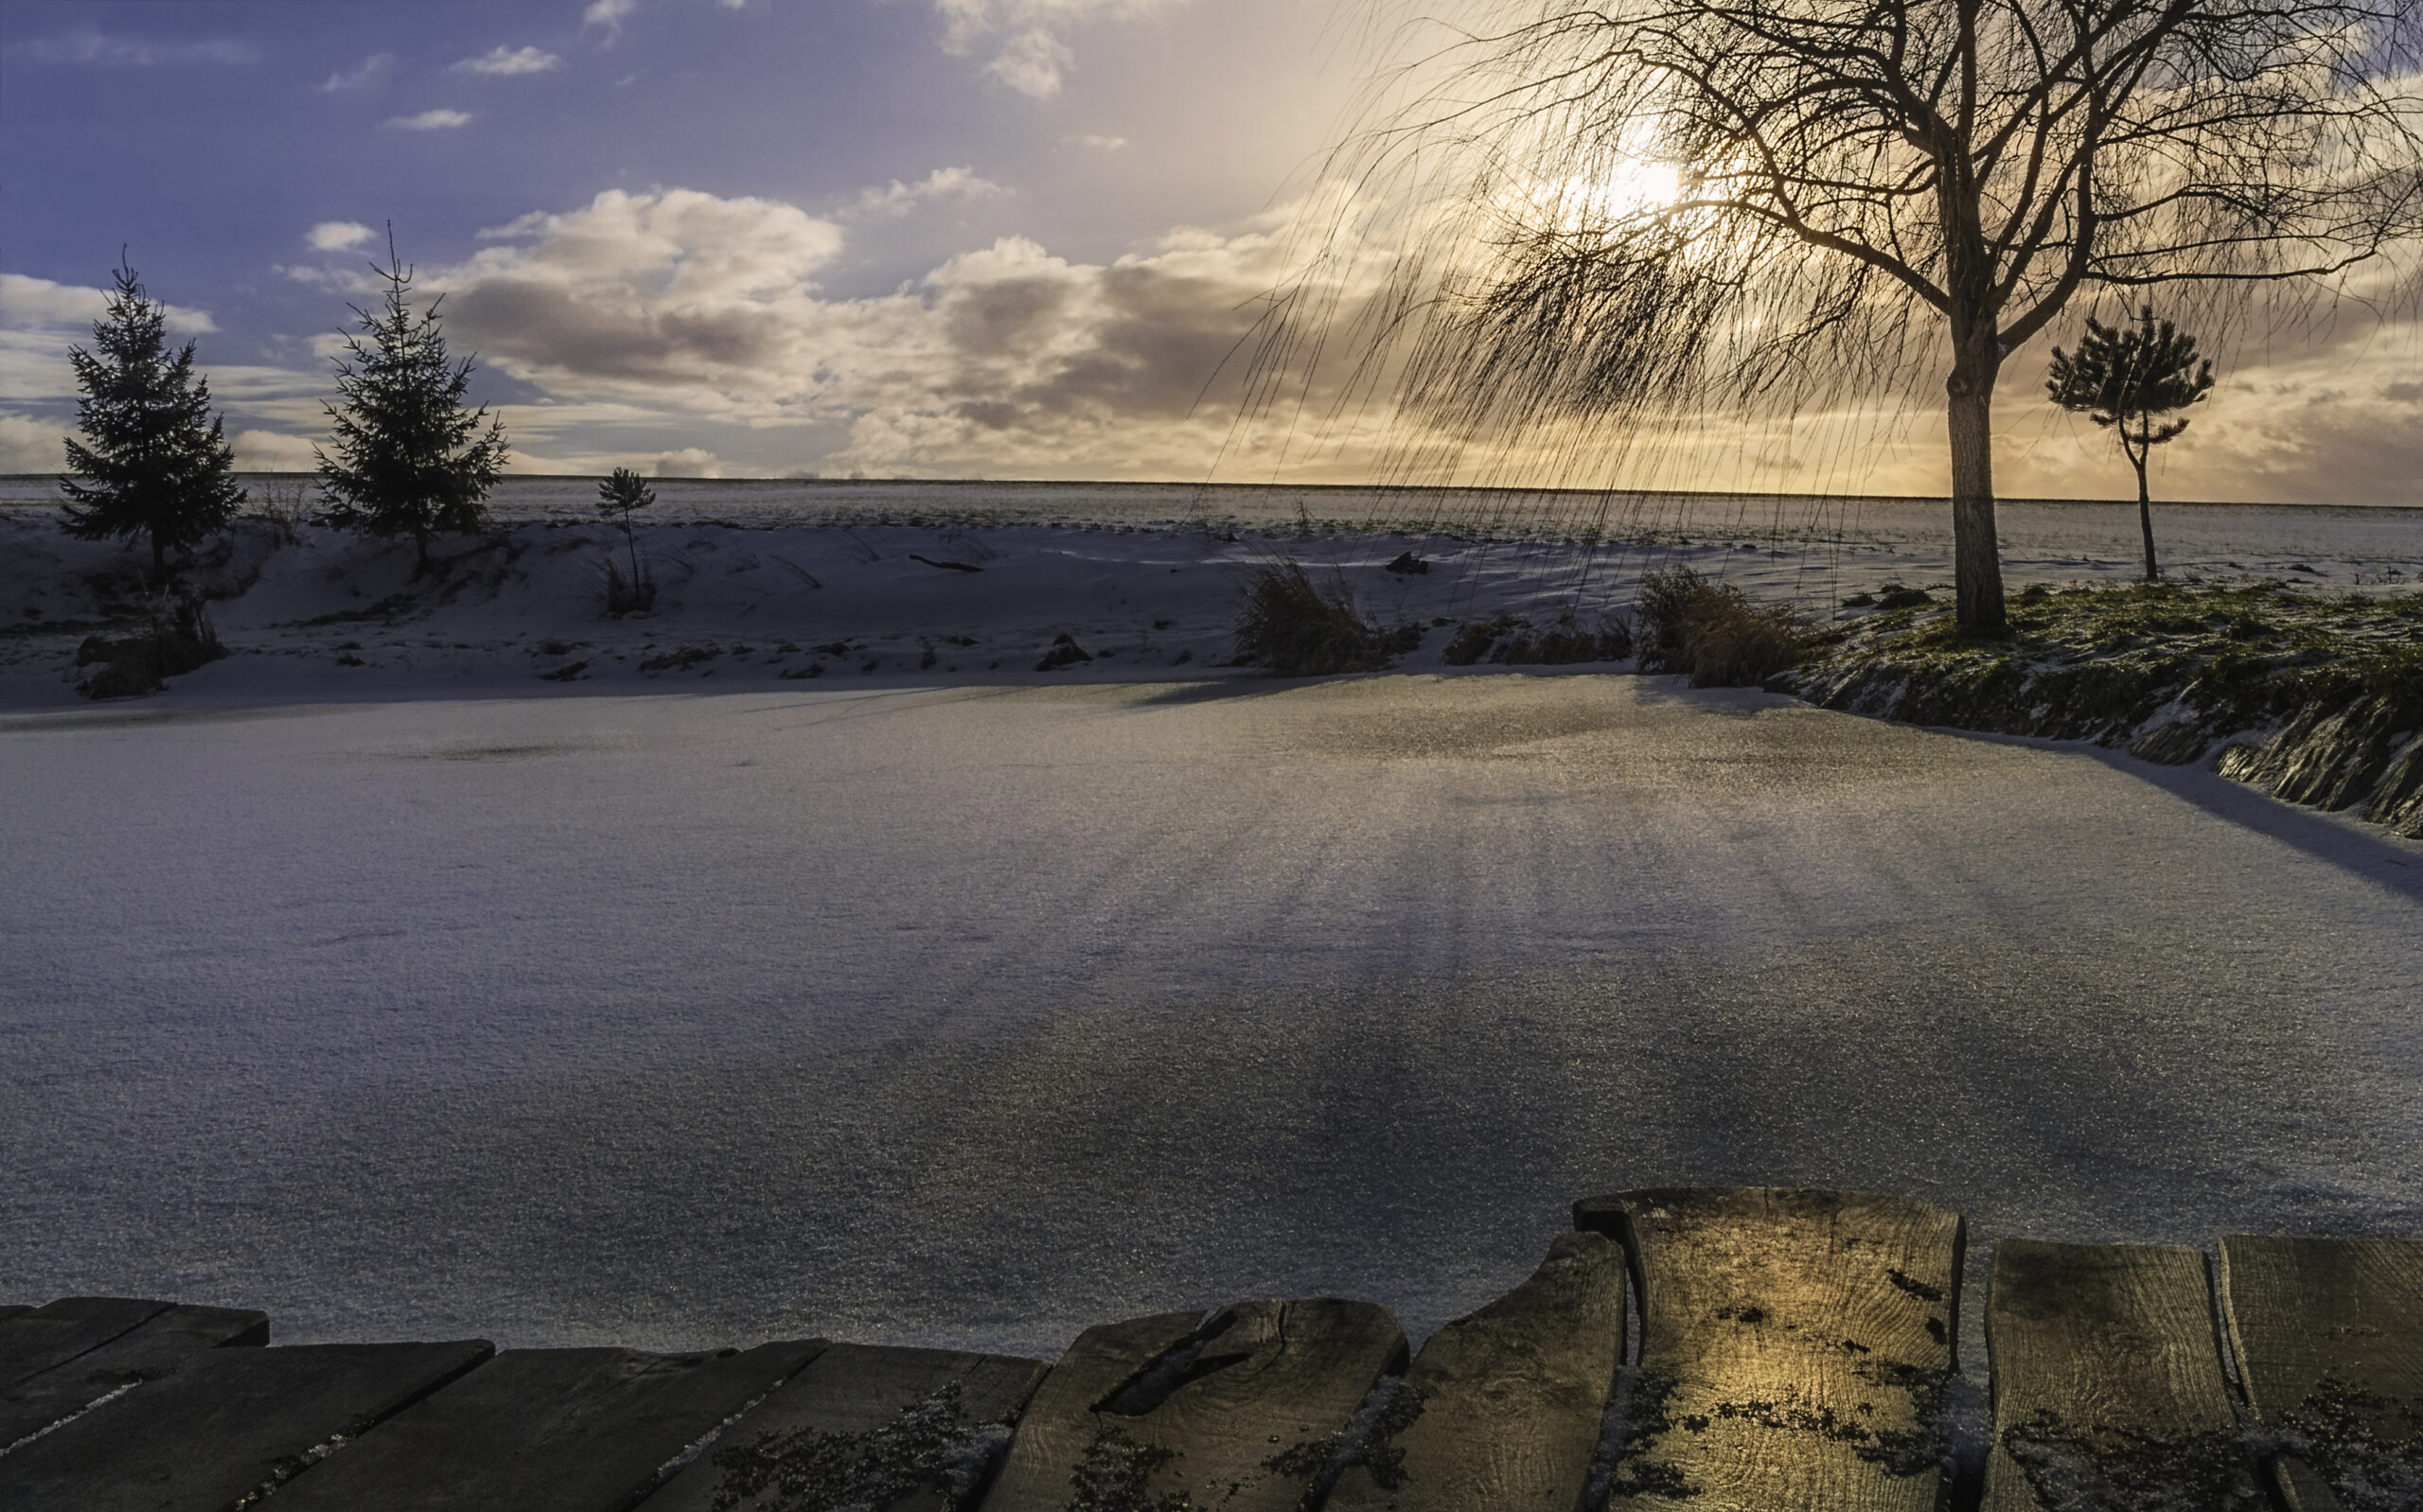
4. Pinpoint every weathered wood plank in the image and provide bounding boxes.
[643,1343,1048,1512]
[0,1340,492,1511]
[0,1298,172,1391]
[1573,1187,1963,1512]
[979,1299,1407,1512]
[265,1341,822,1512]
[1324,1229,1627,1512]
[2221,1235,2423,1512]
[0,1303,268,1449]
[1979,1240,2259,1511]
